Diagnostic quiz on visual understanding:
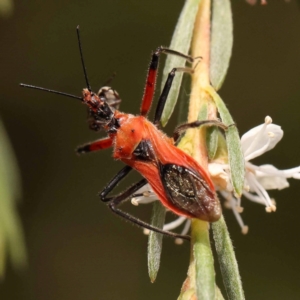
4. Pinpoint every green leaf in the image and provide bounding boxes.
[205,85,245,196]
[210,0,233,90]
[213,131,228,161]
[206,126,219,160]
[178,288,196,300]
[197,101,209,121]
[212,216,245,300]
[192,219,216,300]
[0,118,26,277]
[160,0,202,126]
[147,201,166,282]
[197,102,219,160]
[215,285,225,300]
[177,74,191,124]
